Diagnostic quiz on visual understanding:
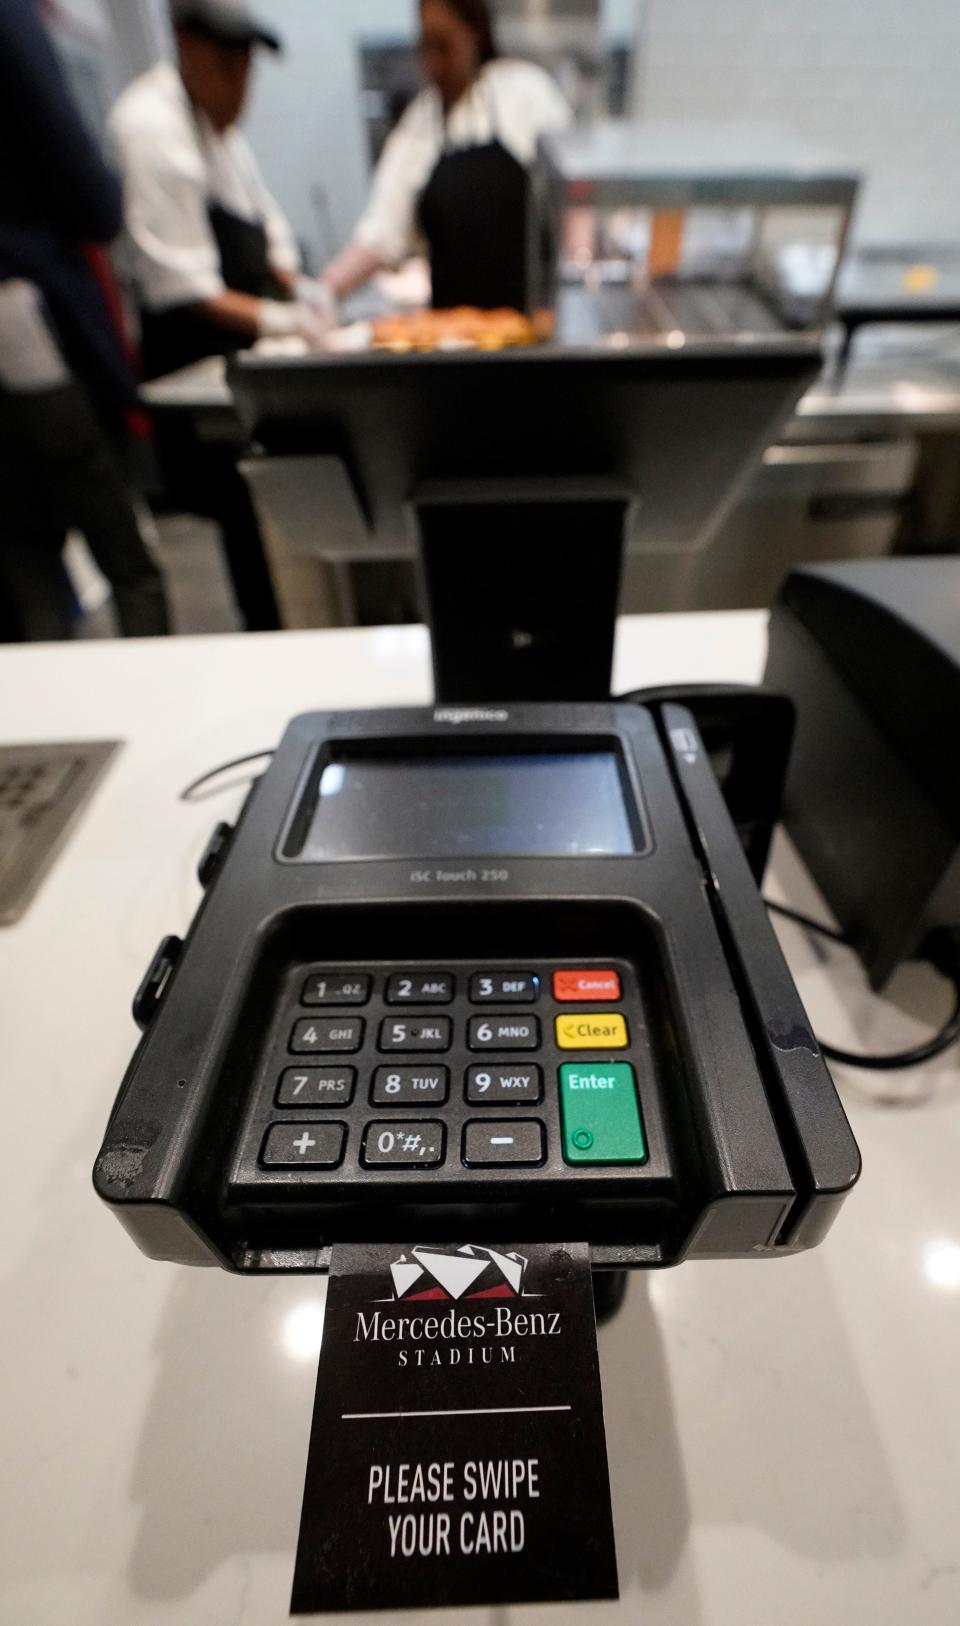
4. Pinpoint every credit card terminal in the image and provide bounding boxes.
[93,704,859,1271]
